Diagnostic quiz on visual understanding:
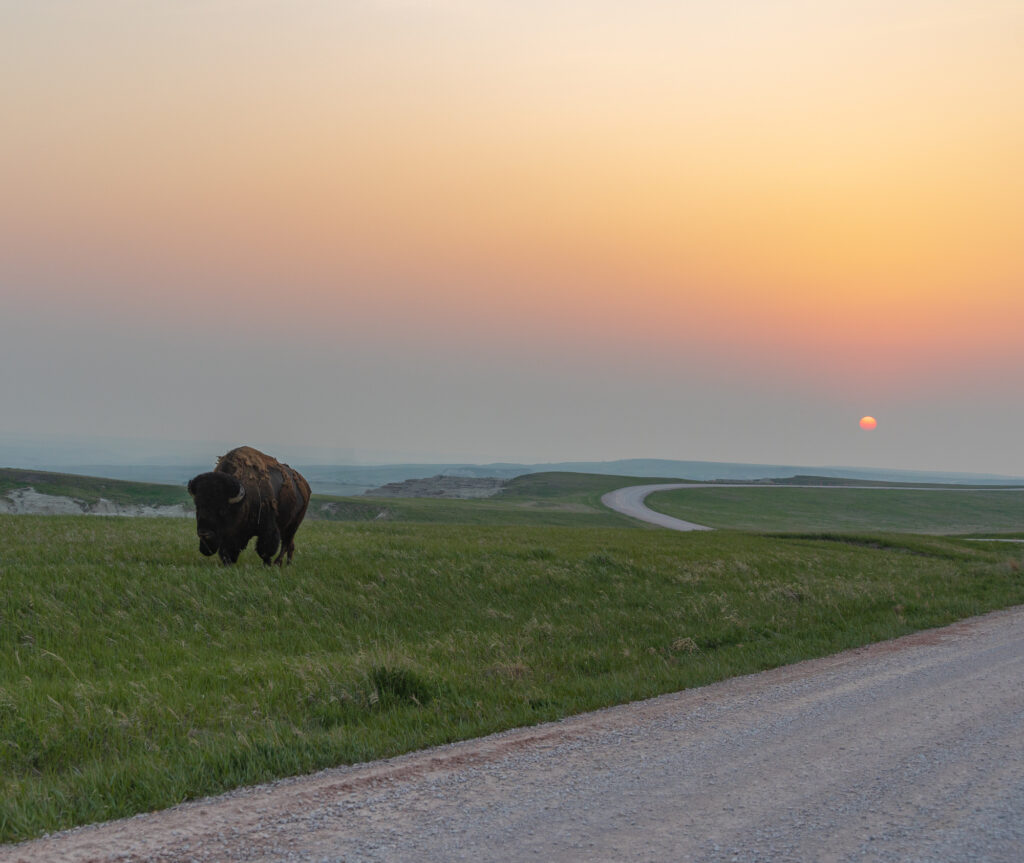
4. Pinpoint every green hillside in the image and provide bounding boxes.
[645,485,1024,534]
[310,472,686,527]
[0,468,190,508]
